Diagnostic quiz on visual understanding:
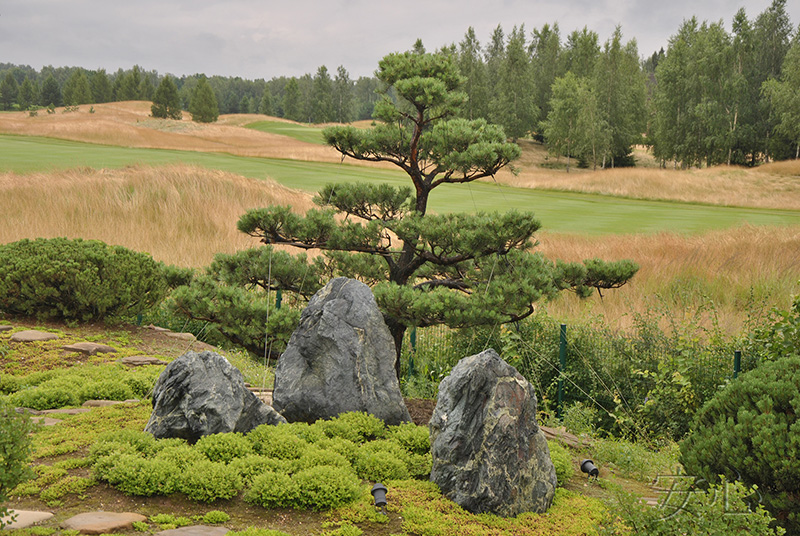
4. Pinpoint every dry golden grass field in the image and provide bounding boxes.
[2,101,799,334]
